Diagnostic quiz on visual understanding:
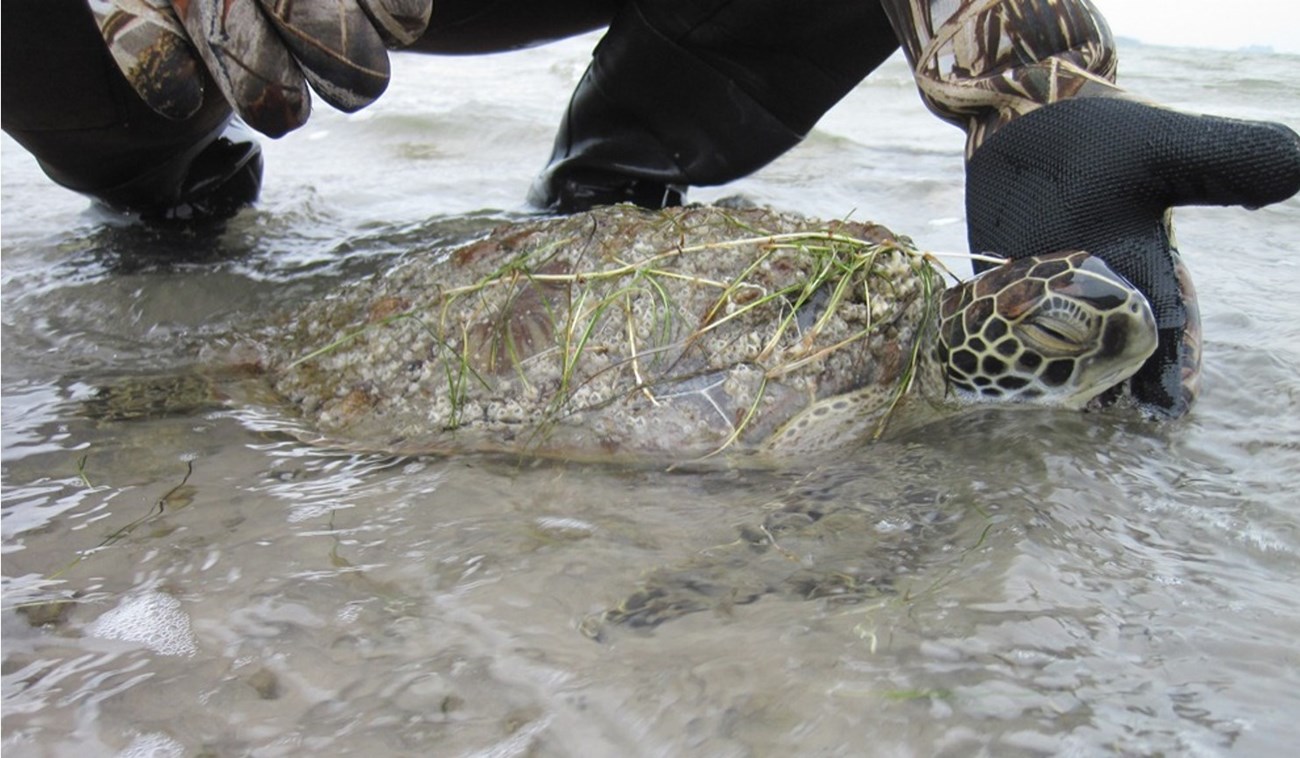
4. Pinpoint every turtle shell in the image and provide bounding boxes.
[266,206,941,460]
